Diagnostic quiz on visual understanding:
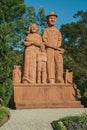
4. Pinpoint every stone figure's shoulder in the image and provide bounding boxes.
[43,26,60,32]
[43,27,49,32]
[43,27,52,36]
[26,33,33,38]
[34,33,41,38]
